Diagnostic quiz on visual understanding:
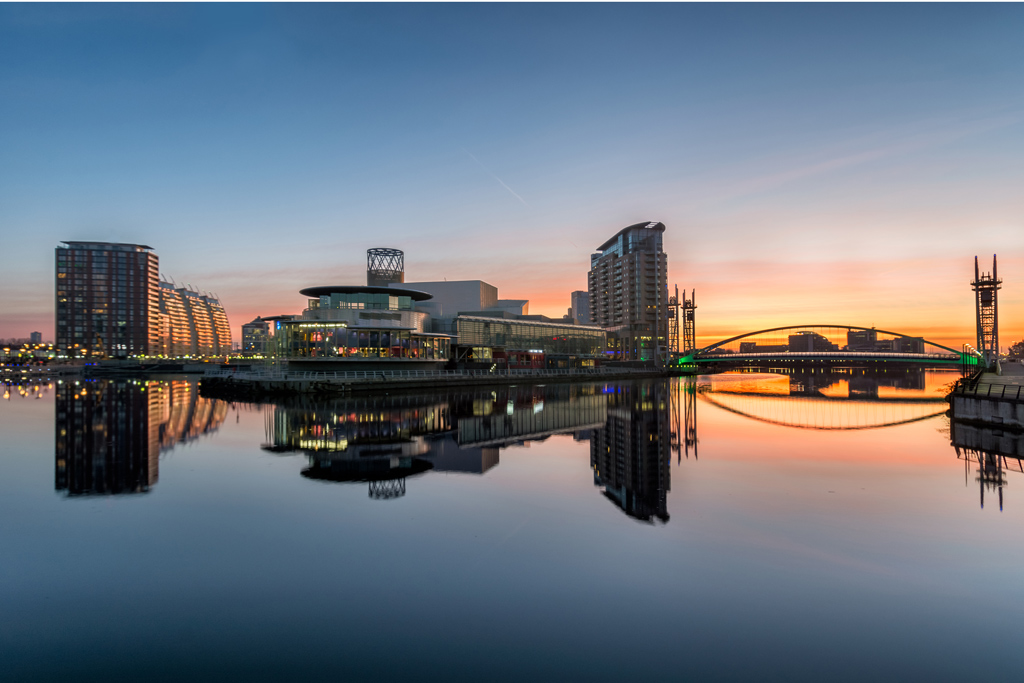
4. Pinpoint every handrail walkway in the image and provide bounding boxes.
[696,350,960,362]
